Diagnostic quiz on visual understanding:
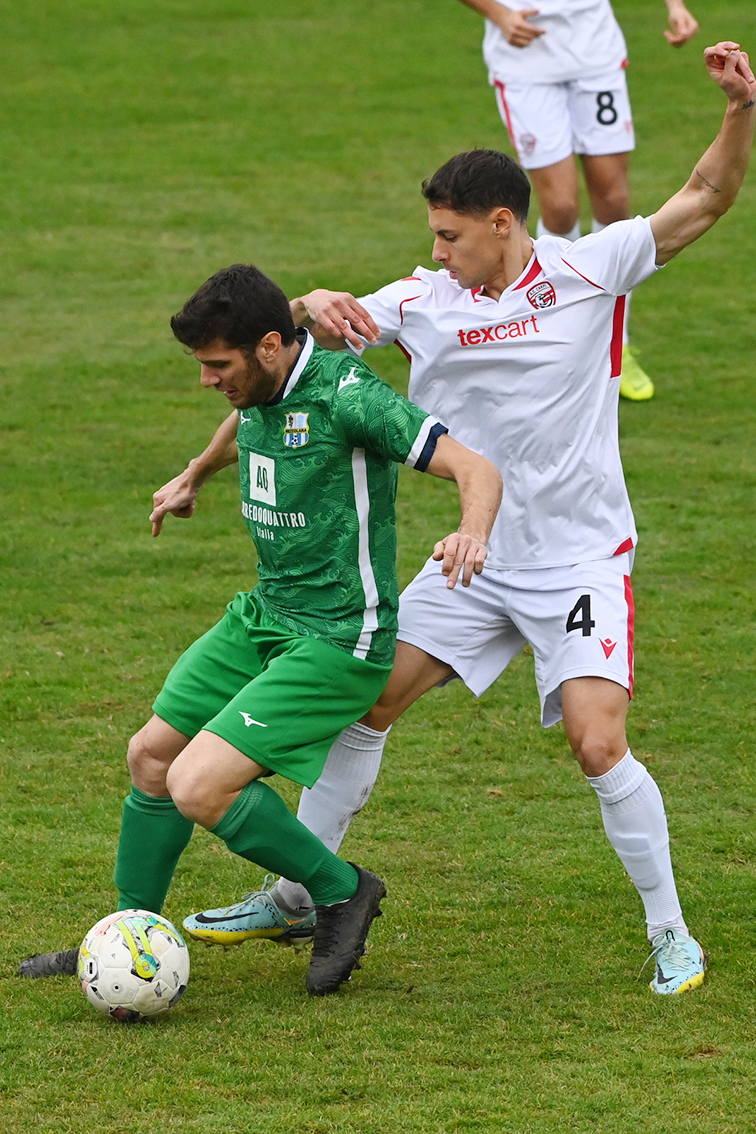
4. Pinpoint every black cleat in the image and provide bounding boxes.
[306,864,386,997]
[18,948,79,978]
